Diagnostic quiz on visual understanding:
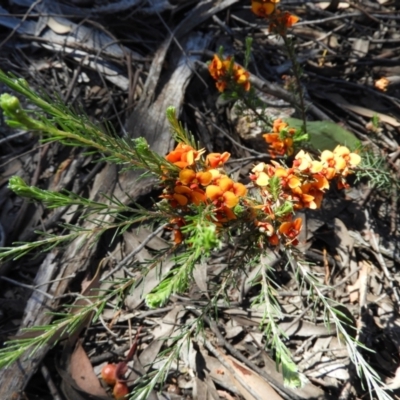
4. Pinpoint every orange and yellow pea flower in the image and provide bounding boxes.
[208,54,230,81]
[320,145,361,176]
[268,11,299,36]
[179,168,212,188]
[263,119,295,157]
[251,0,280,17]
[233,65,251,91]
[206,176,247,209]
[165,143,205,168]
[172,184,207,207]
[279,217,302,245]
[208,54,250,92]
[169,217,186,244]
[206,152,231,168]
